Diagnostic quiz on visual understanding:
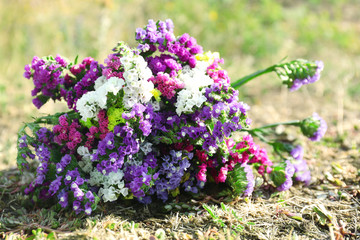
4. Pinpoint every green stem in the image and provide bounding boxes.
[231,65,276,89]
[242,128,272,144]
[253,120,301,130]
